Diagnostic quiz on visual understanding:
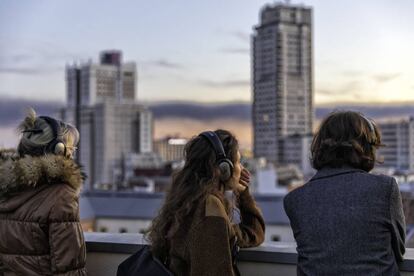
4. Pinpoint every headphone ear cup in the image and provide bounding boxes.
[54,142,66,156]
[219,160,233,181]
